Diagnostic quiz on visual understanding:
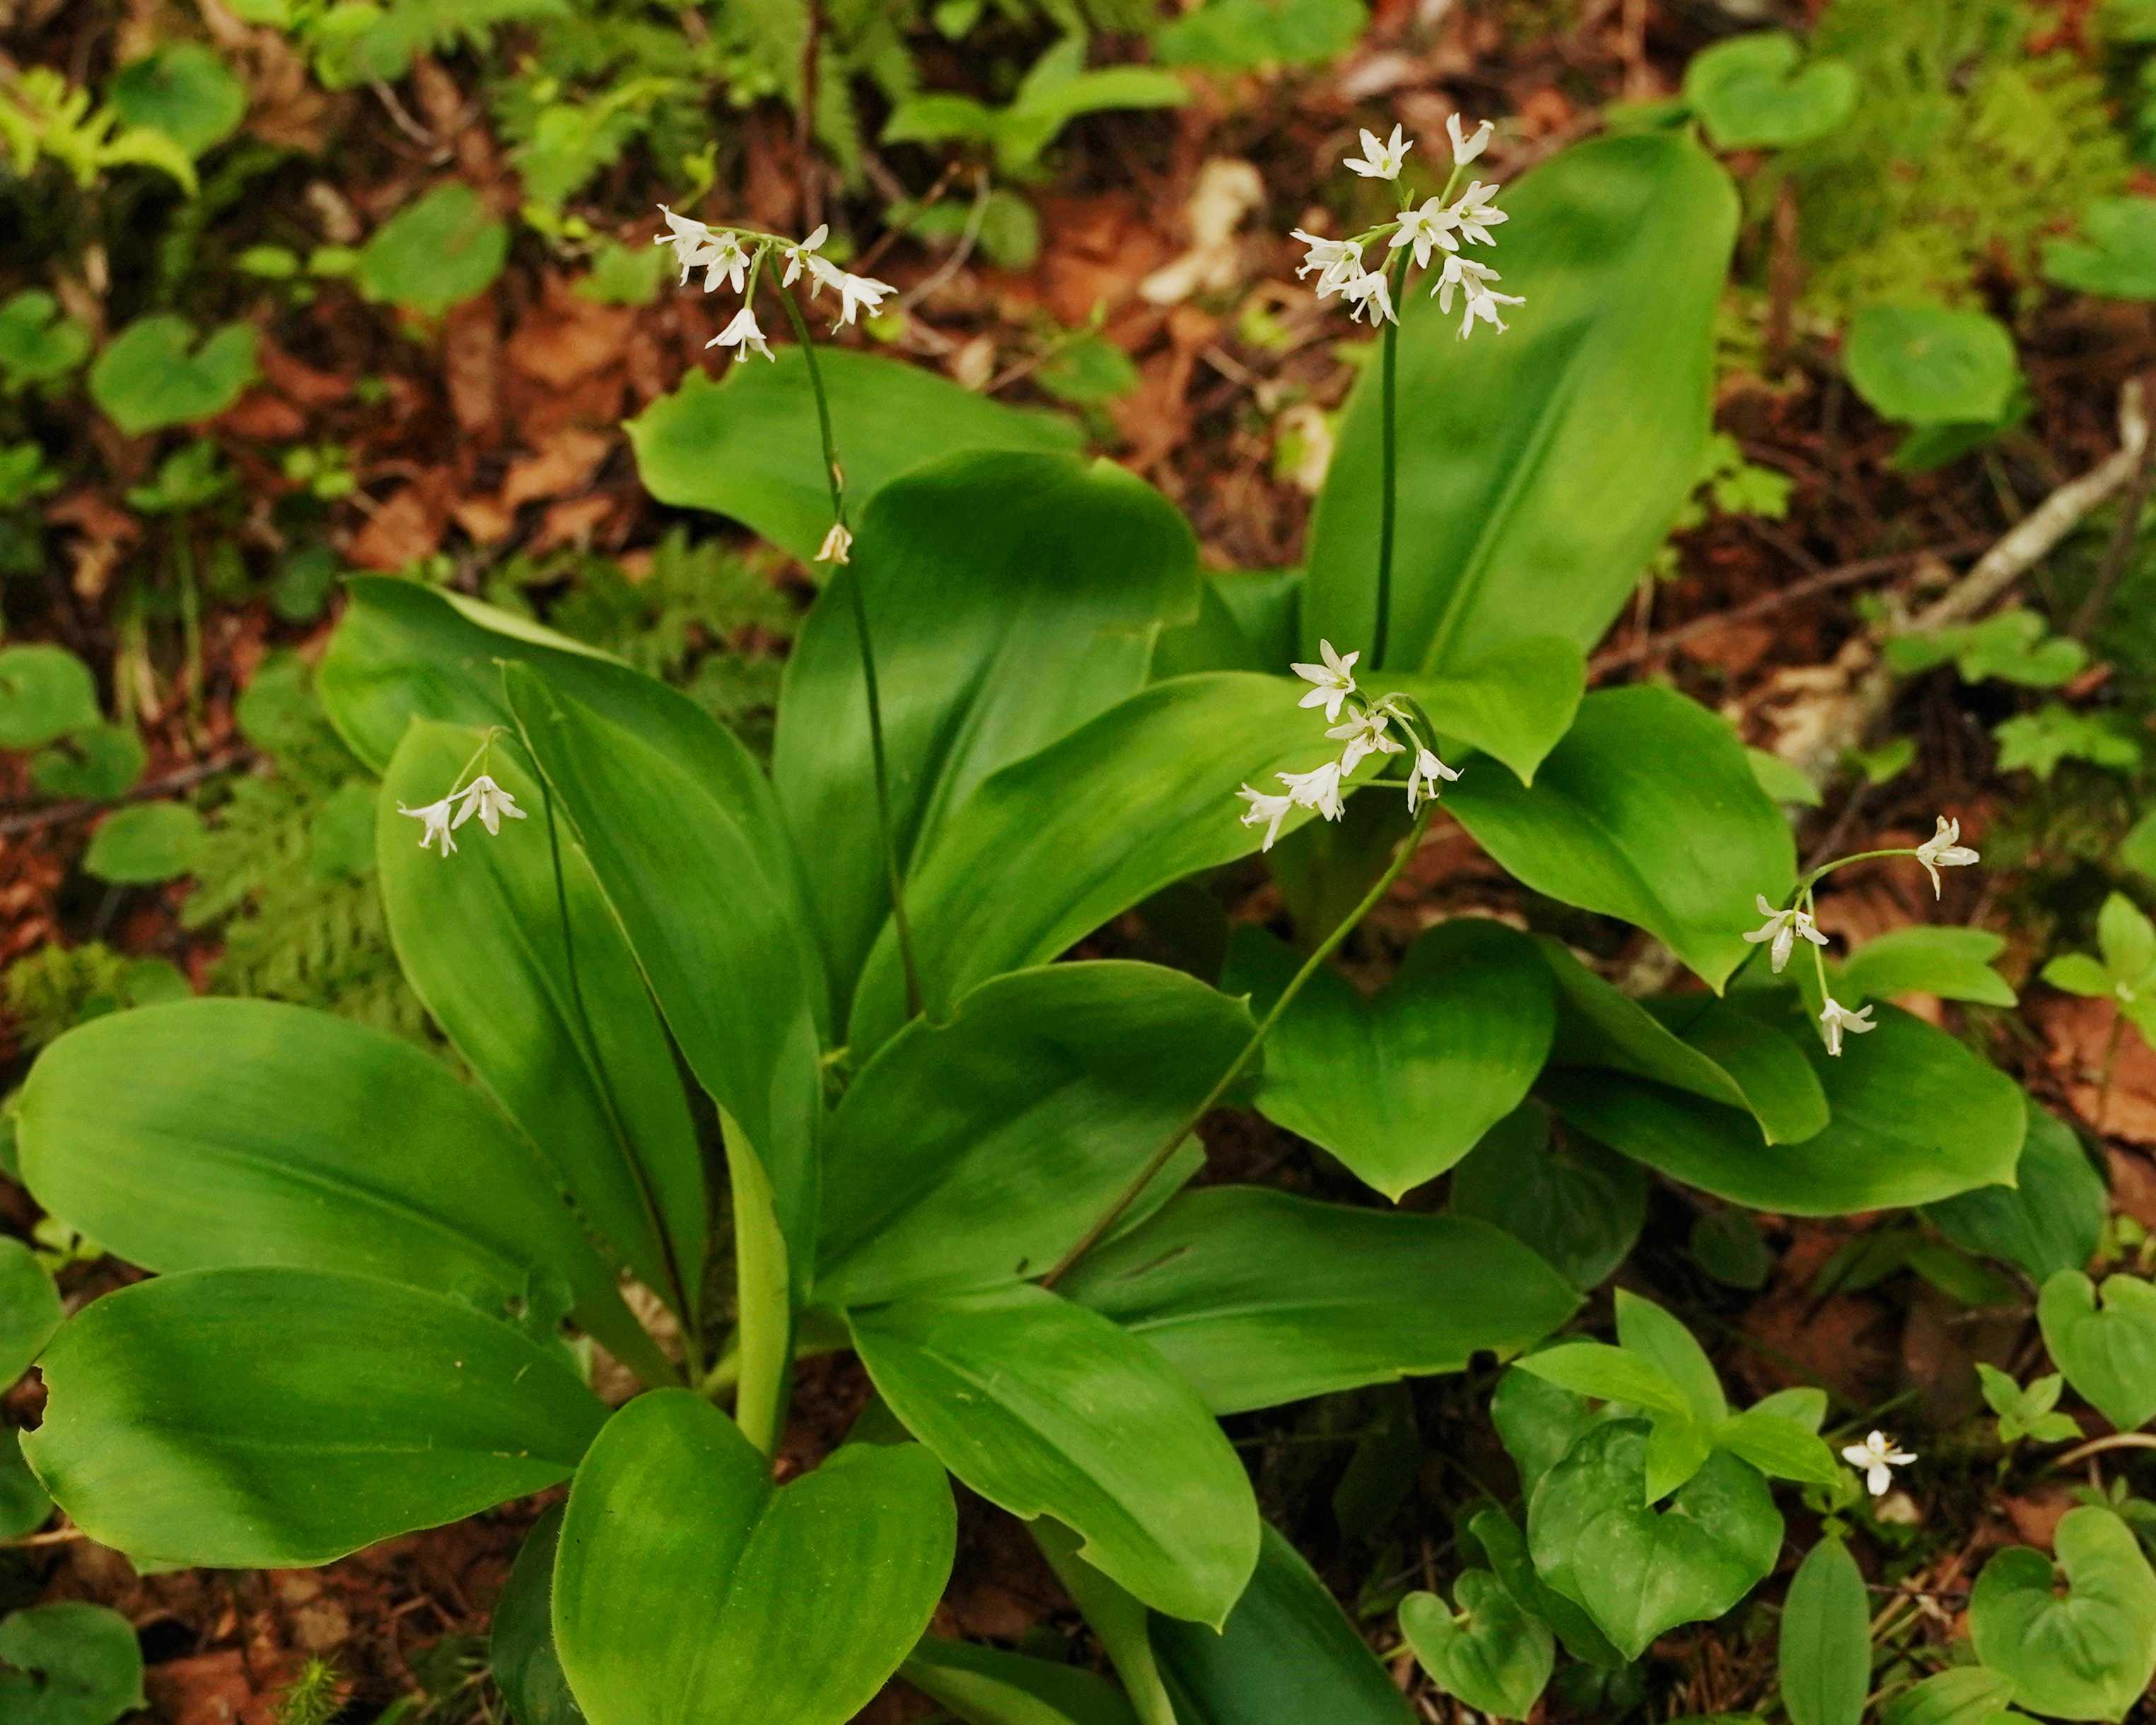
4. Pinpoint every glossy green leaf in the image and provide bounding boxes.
[81,801,204,884]
[1450,1104,1648,1290]
[26,1267,606,1567]
[1644,1413,1715,1503]
[1844,305,2019,428]
[0,1432,54,1540]
[1223,918,1554,1199]
[1380,636,1587,785]
[1878,1668,2021,1725]
[32,724,145,800]
[1465,1503,1624,1668]
[17,998,660,1377]
[1528,1421,1781,1660]
[1064,1186,1578,1412]
[0,1603,145,1725]
[504,668,822,1271]
[0,646,98,749]
[1448,688,1796,990]
[2043,198,2156,300]
[628,348,1080,564]
[1685,32,1856,149]
[88,315,255,435]
[0,1239,60,1386]
[1401,1573,1554,1721]
[109,44,246,154]
[491,1506,585,1725]
[850,1284,1258,1625]
[1149,1524,1415,1725]
[1925,1101,2104,1283]
[1491,1367,1616,1495]
[1969,1507,2156,1721]
[380,724,706,1325]
[1778,1540,1869,1725]
[901,1638,1141,1725]
[816,962,1249,1307]
[554,1391,954,1725]
[849,672,1381,1053]
[1617,1290,1726,1425]
[1542,1003,2024,1215]
[2039,1272,2156,1432]
[776,452,1197,1003]
[1515,1343,1694,1420]
[1713,1410,1841,1487]
[1839,927,2017,1008]
[1304,133,1736,675]
[356,184,508,315]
